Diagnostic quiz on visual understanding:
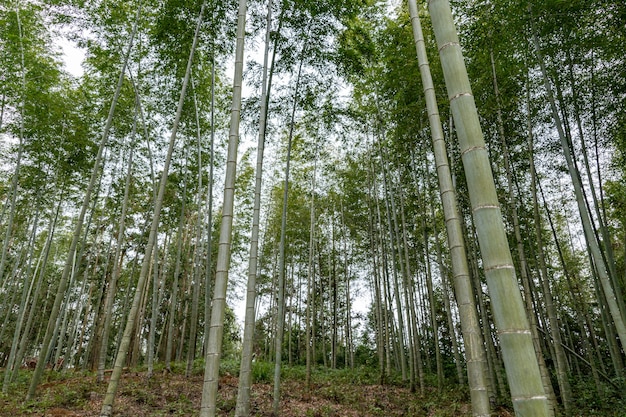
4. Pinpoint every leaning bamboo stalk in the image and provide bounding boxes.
[427,1,549,415]
[26,6,140,402]
[99,3,206,415]
[529,14,626,353]
[407,1,490,414]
